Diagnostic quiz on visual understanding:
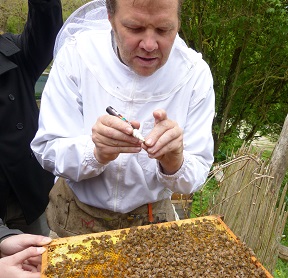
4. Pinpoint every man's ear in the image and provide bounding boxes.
[108,13,114,28]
